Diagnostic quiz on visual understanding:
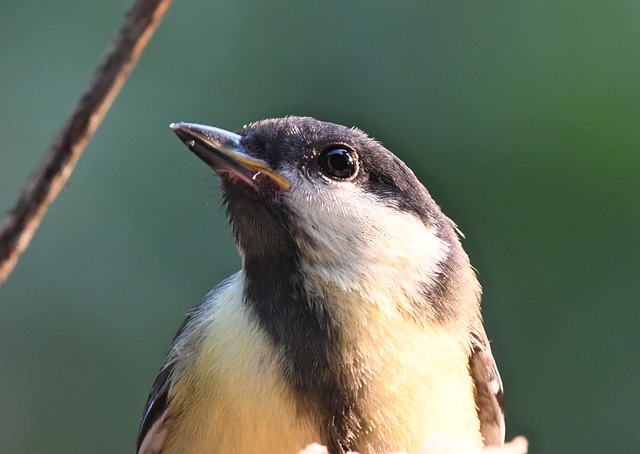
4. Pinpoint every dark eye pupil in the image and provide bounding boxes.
[319,148,357,179]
